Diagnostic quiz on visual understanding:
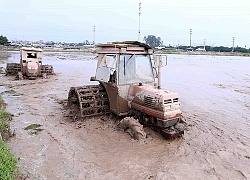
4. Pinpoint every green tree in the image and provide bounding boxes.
[143,35,162,48]
[0,35,8,45]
